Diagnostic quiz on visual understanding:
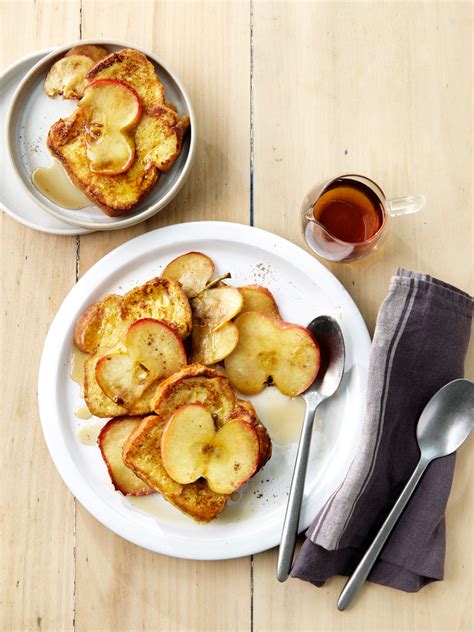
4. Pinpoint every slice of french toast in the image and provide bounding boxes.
[151,364,237,426]
[86,49,165,114]
[84,353,161,417]
[75,278,192,355]
[123,365,272,522]
[46,49,189,216]
[76,278,192,417]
